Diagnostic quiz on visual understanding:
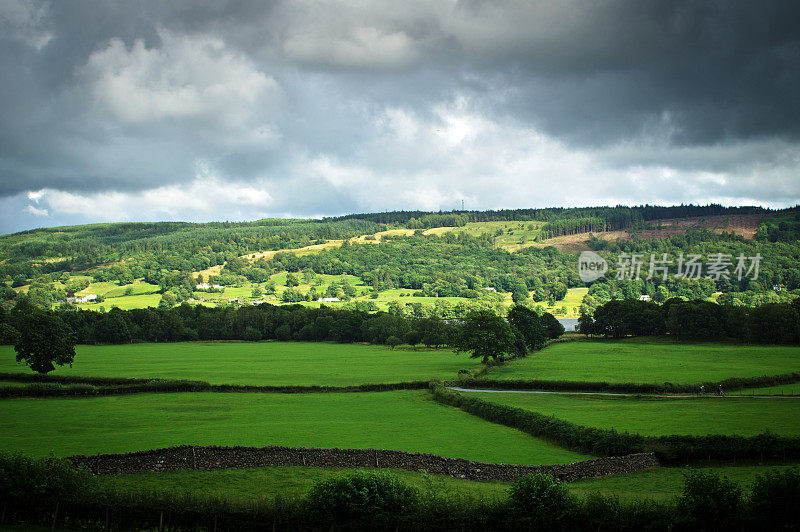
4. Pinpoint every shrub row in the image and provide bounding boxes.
[459,371,800,394]
[2,453,798,531]
[429,383,800,464]
[0,373,429,398]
